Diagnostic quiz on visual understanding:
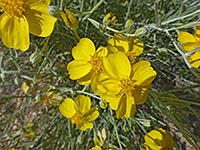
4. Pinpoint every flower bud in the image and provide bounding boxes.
[134,27,146,37]
[30,52,42,65]
[48,5,62,19]
[99,100,108,109]
[103,12,117,26]
[77,133,84,144]
[60,9,78,31]
[125,19,134,33]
